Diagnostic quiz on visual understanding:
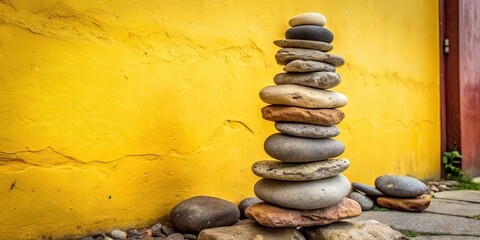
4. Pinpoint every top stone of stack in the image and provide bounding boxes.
[289,12,327,27]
